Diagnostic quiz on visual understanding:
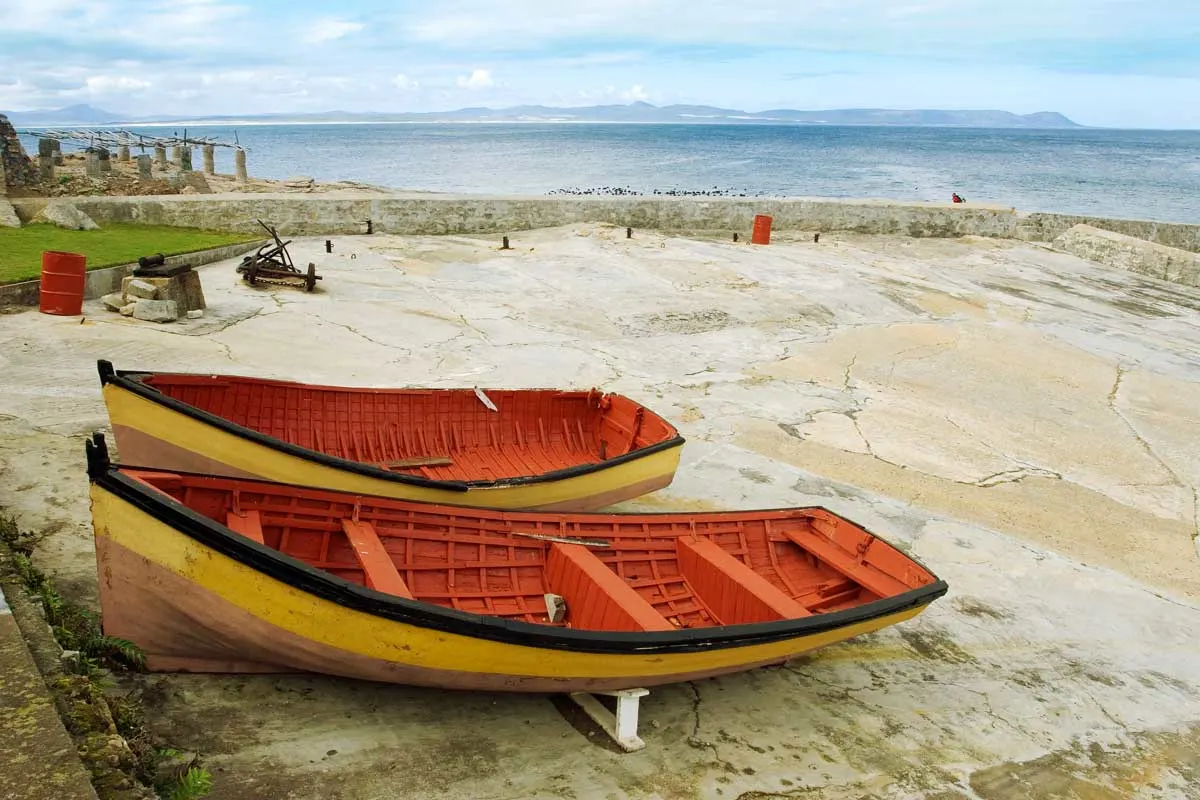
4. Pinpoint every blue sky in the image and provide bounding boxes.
[2,0,1199,128]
